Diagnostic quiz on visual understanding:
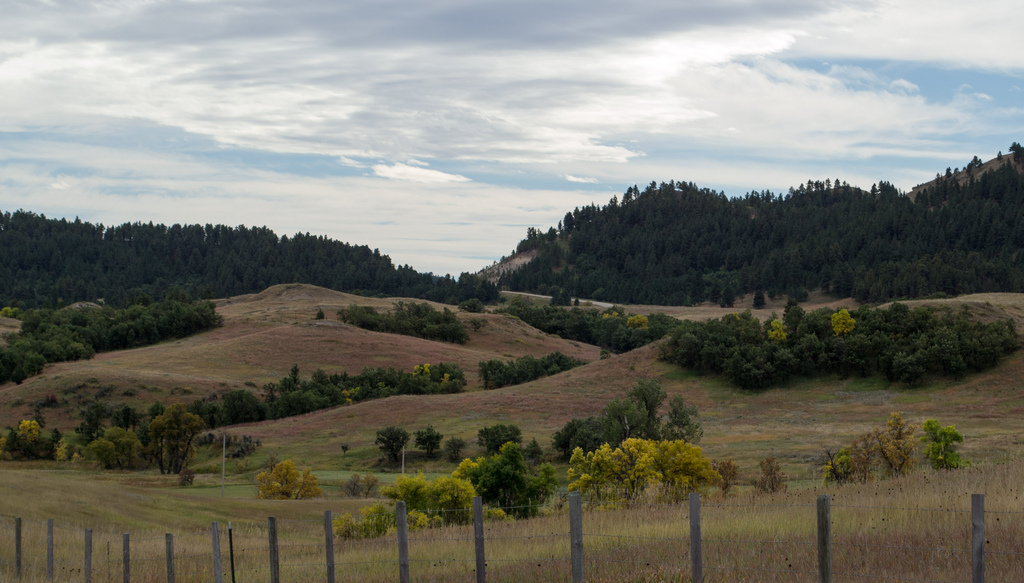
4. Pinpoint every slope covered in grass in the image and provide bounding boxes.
[0,284,599,430]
